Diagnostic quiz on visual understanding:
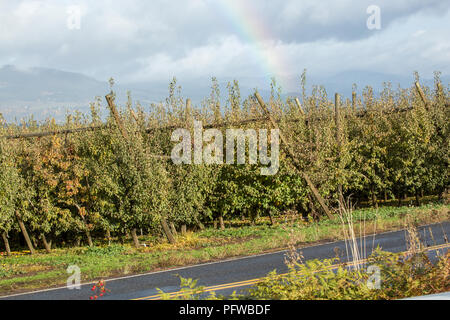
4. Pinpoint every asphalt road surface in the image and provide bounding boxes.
[1,221,449,300]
